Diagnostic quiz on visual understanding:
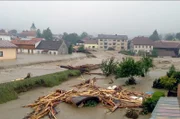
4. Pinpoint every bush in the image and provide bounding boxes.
[159,76,177,90]
[115,57,143,78]
[118,50,135,56]
[152,79,164,89]
[0,70,81,104]
[142,91,165,114]
[167,65,176,77]
[68,44,73,54]
[78,46,85,52]
[100,57,118,76]
[140,56,153,74]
